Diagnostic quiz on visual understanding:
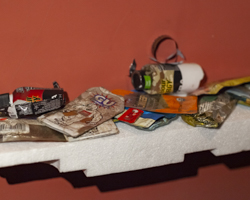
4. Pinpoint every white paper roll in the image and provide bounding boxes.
[177,63,204,94]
